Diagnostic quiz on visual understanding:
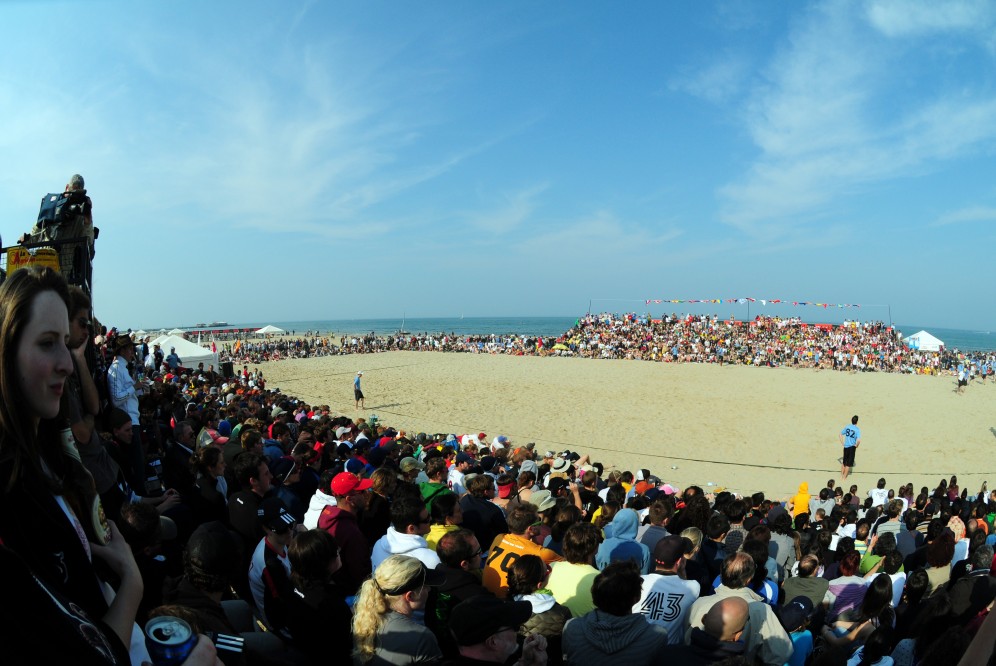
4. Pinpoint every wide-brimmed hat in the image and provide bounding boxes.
[399,457,425,473]
[113,334,134,352]
[529,489,557,512]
